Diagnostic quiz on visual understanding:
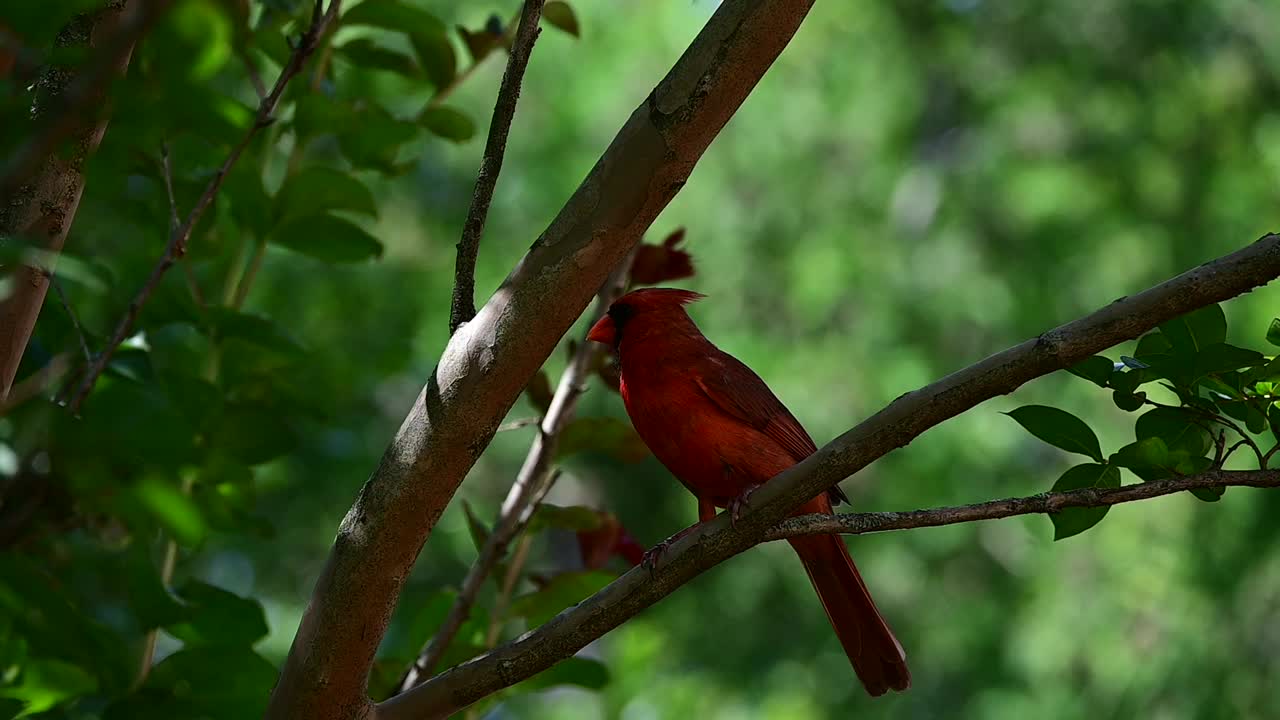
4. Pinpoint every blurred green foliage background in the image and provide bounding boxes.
[3,0,1280,717]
